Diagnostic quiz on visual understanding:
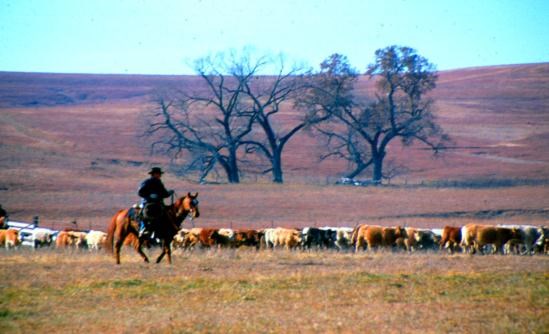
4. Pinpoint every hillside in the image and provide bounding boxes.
[0,63,548,227]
